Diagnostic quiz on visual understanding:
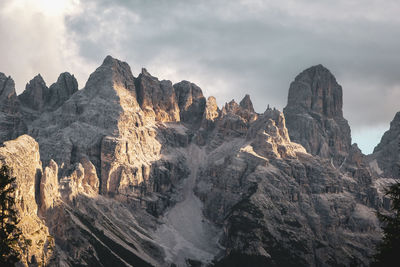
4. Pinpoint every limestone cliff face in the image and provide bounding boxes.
[283,65,351,164]
[27,56,188,219]
[135,68,180,122]
[174,80,206,126]
[0,135,54,266]
[0,73,25,142]
[46,72,78,111]
[19,74,49,111]
[371,112,400,177]
[196,108,379,266]
[0,57,395,266]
